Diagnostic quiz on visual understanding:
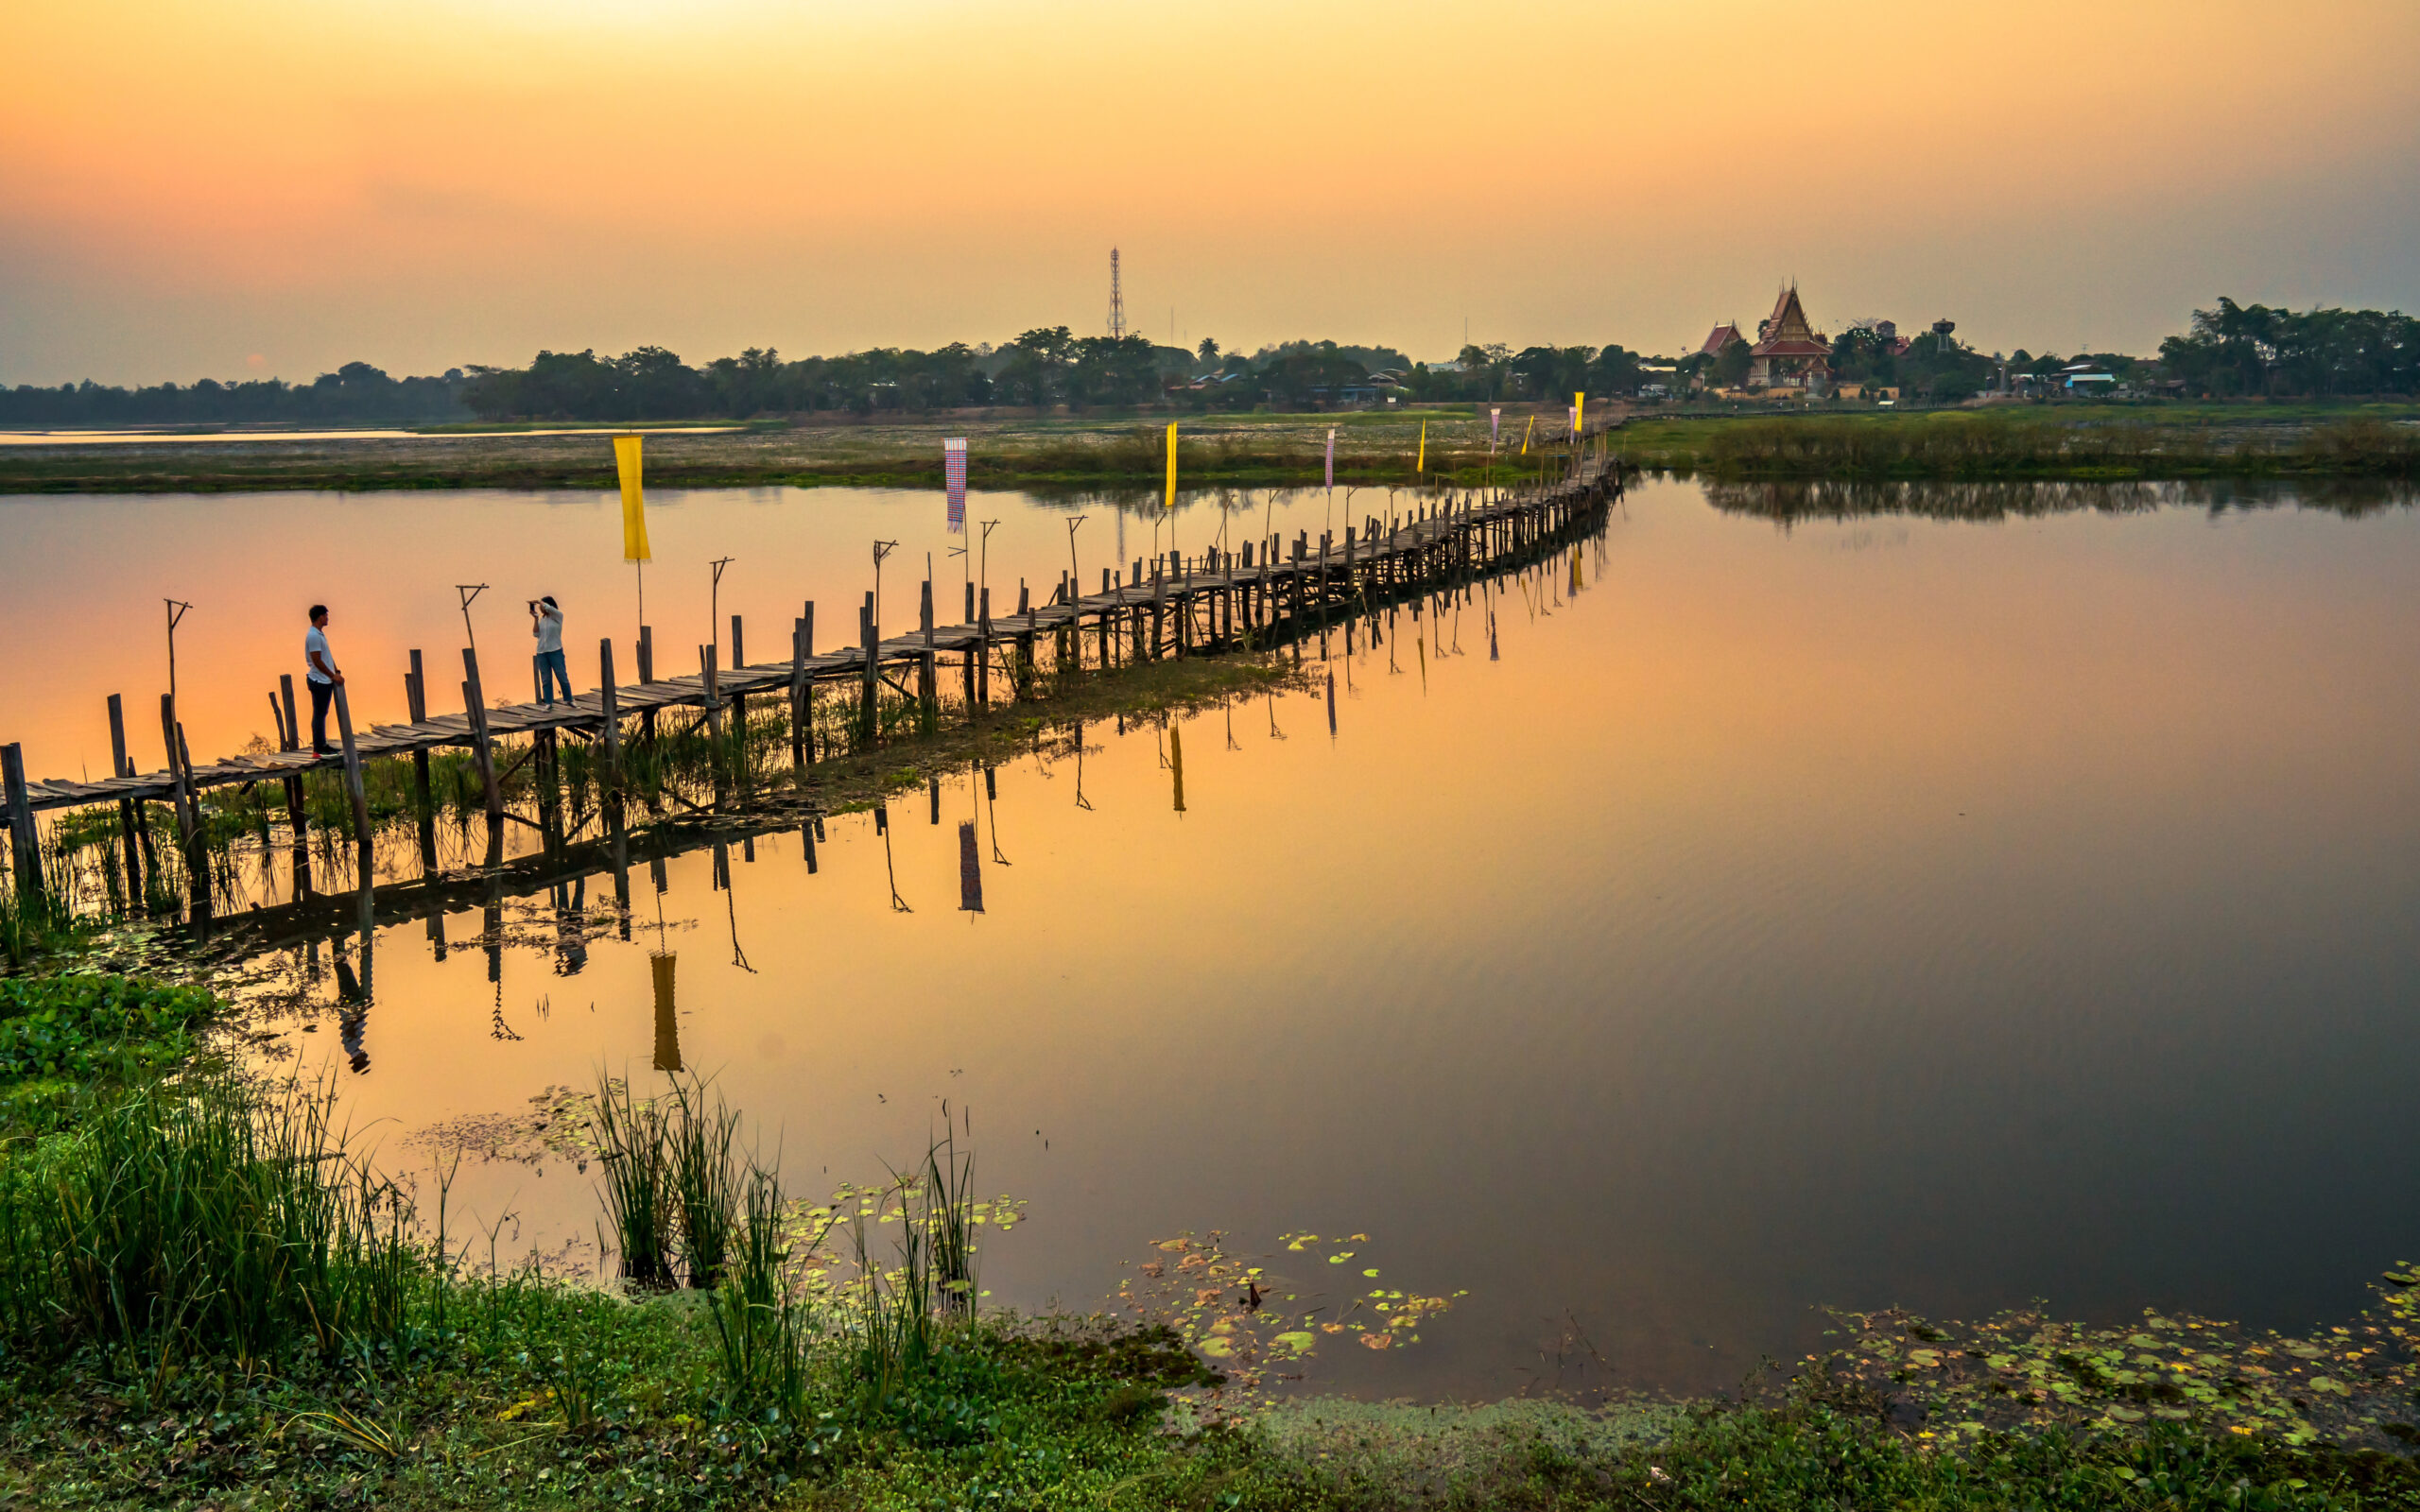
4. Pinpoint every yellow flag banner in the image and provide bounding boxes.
[1522,415,1534,455]
[1416,421,1426,473]
[614,433,651,563]
[1574,391,1585,439]
[1165,421,1179,511]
